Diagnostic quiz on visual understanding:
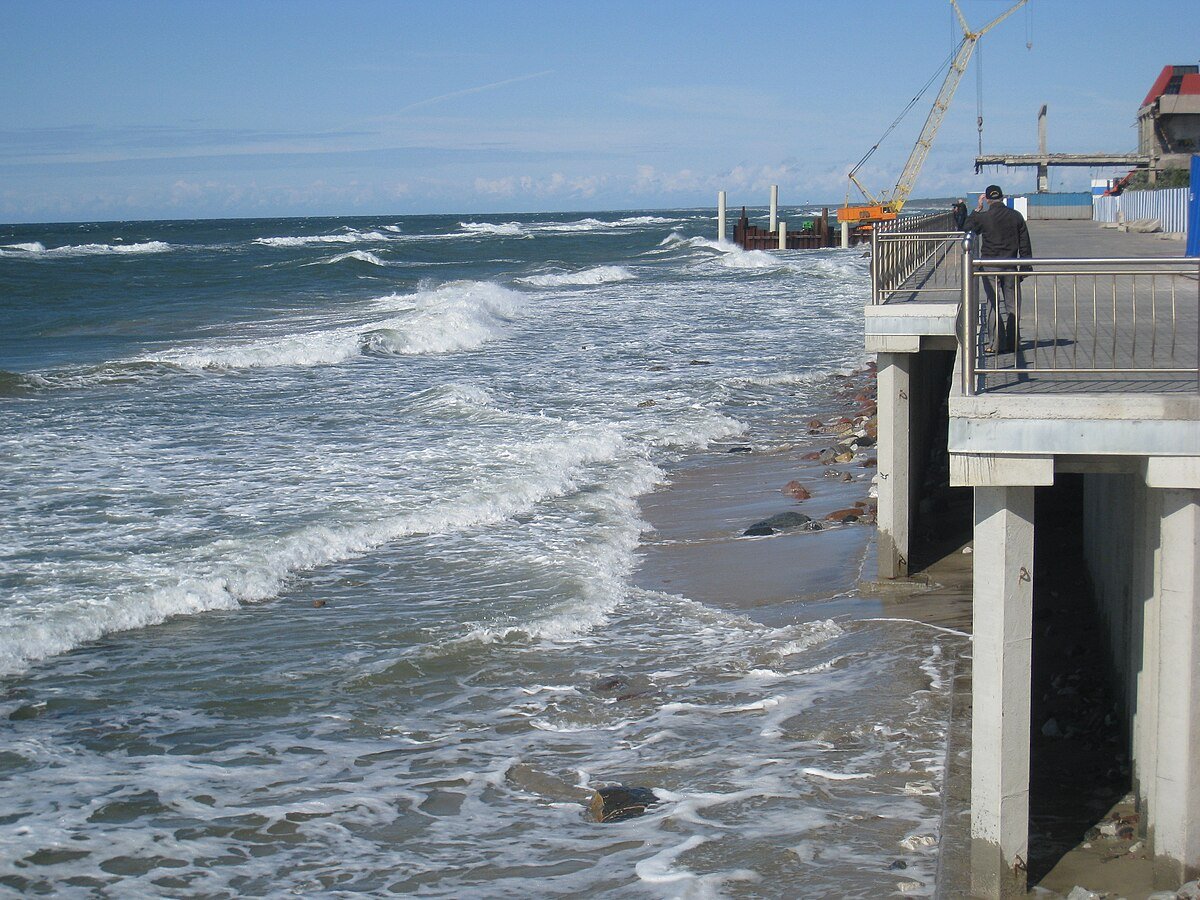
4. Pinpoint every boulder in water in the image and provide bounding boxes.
[590,673,655,701]
[782,480,811,500]
[506,763,592,803]
[589,786,659,822]
[744,511,811,536]
[825,508,861,523]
